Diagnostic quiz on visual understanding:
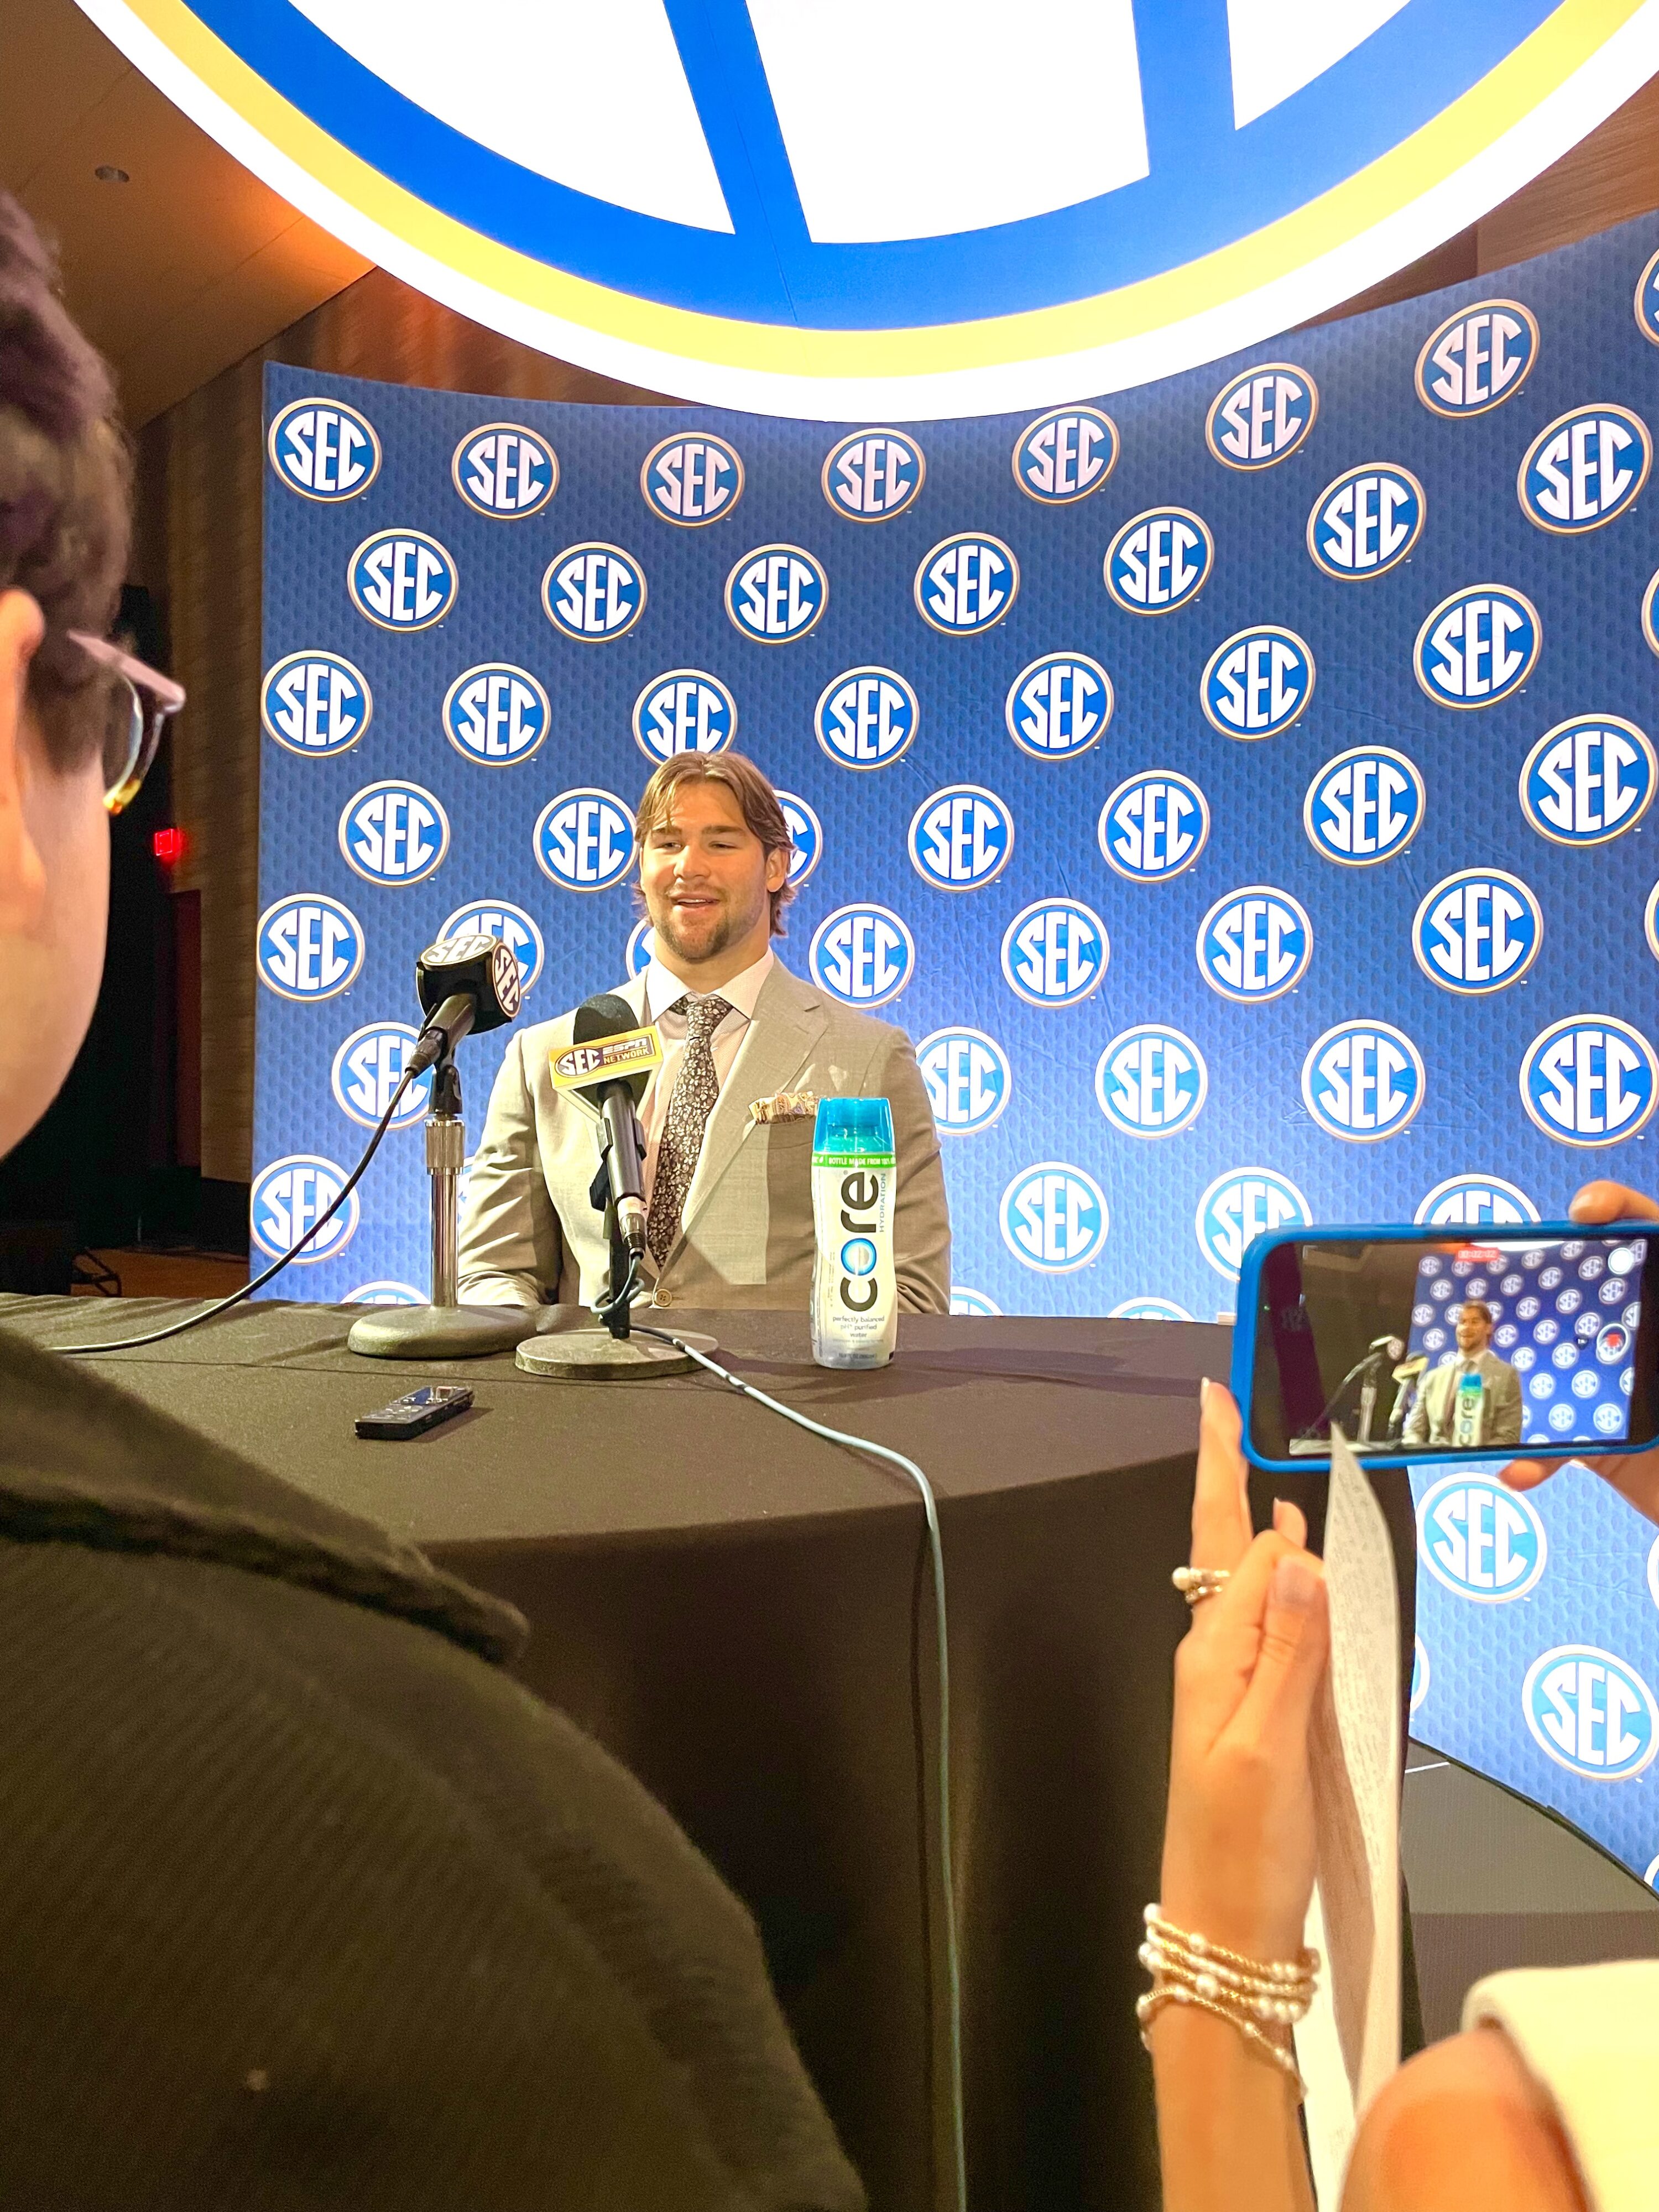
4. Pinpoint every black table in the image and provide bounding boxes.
[5,1297,1417,2212]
